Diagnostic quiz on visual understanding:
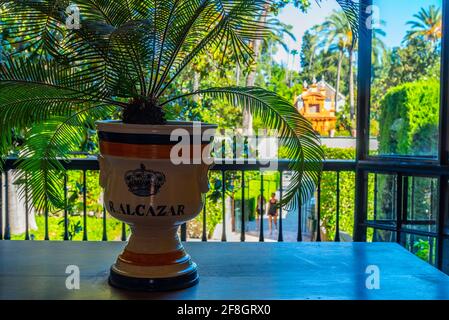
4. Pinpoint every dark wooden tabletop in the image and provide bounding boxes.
[1,241,449,300]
